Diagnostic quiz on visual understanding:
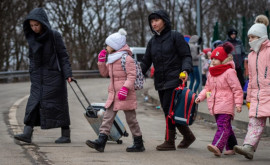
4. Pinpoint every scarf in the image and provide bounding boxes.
[249,36,268,53]
[107,51,127,64]
[209,64,232,77]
